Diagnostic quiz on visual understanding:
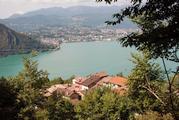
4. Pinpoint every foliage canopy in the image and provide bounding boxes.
[97,0,179,62]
